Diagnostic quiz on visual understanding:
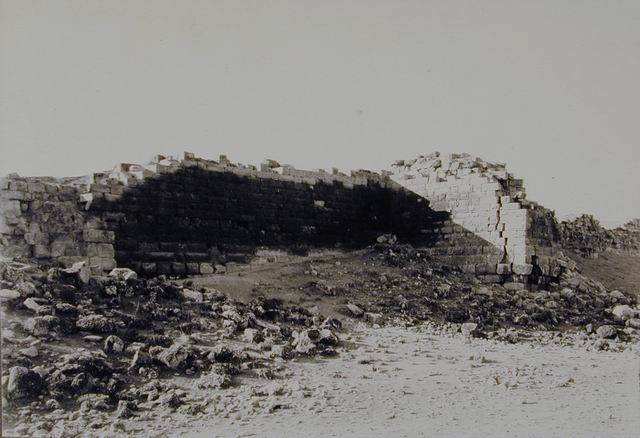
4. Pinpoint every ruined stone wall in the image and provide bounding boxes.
[0,175,111,269]
[391,153,562,281]
[1,153,442,275]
